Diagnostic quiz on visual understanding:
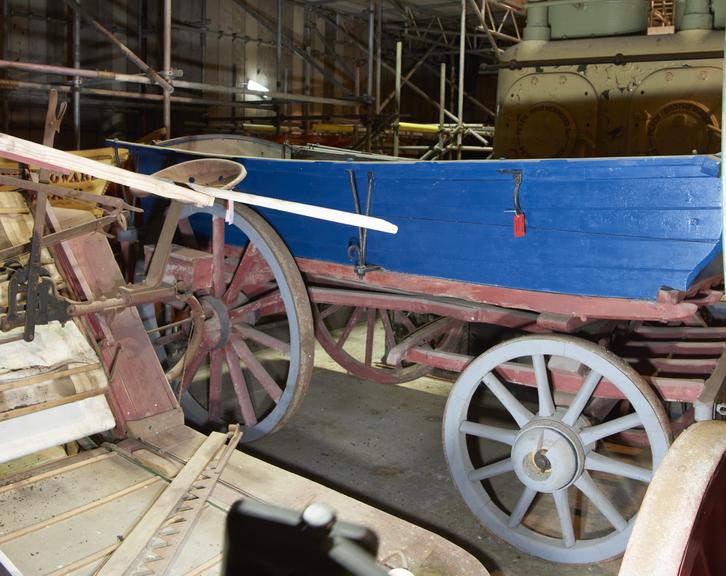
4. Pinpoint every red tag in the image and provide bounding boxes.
[513,213,526,238]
